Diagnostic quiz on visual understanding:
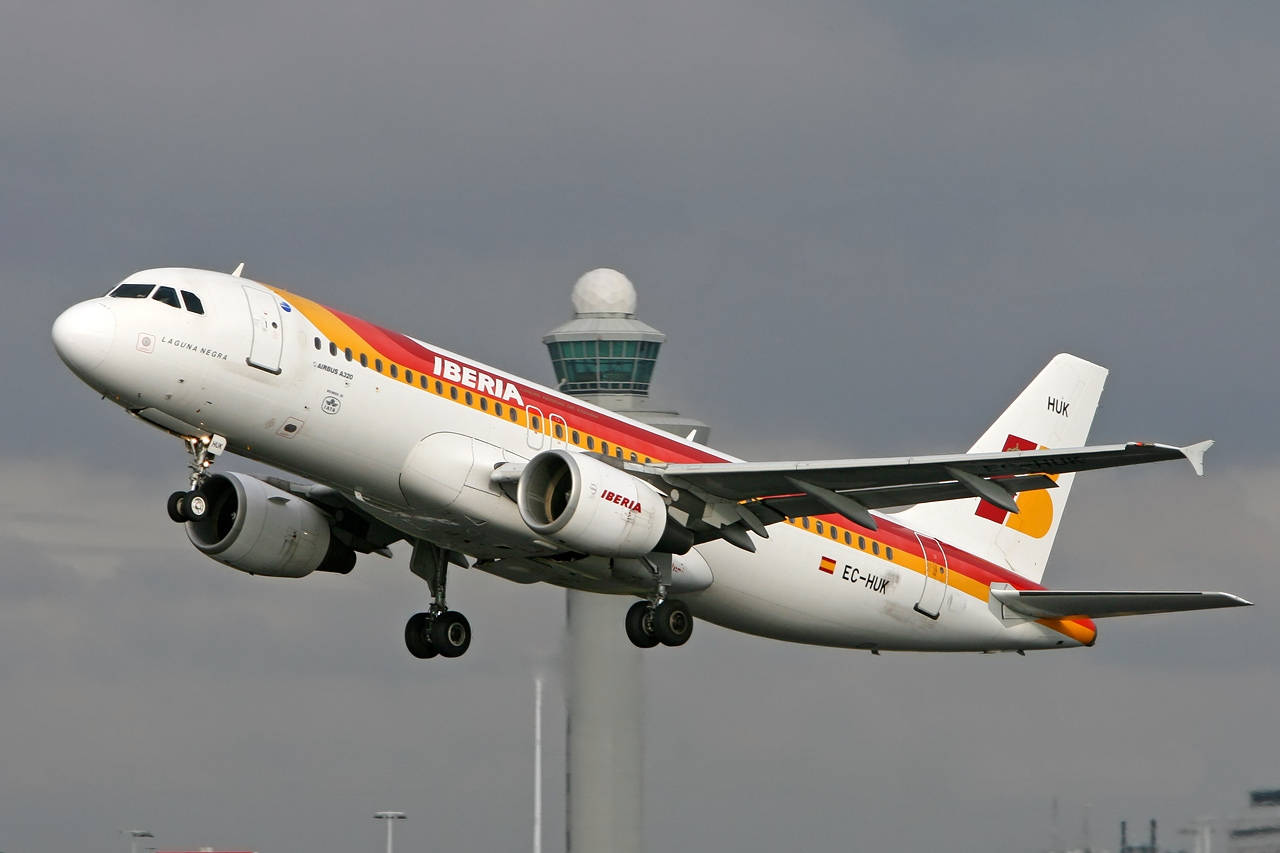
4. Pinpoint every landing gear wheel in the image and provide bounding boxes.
[166,491,188,523]
[404,612,438,659]
[183,489,211,522]
[625,601,659,648]
[653,599,693,647]
[430,611,471,658]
